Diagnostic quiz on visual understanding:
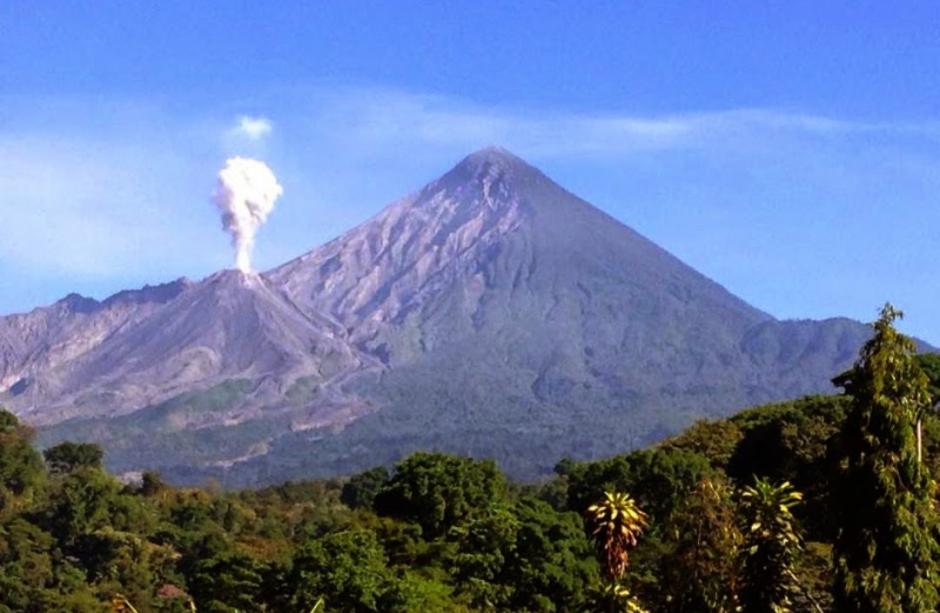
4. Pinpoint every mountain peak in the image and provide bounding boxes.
[440,146,543,190]
[462,145,526,166]
[457,146,534,174]
[51,293,100,315]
